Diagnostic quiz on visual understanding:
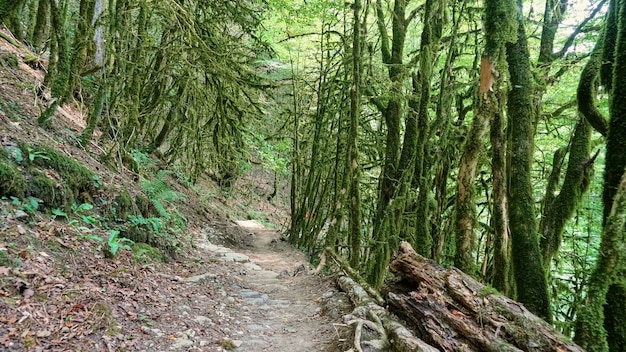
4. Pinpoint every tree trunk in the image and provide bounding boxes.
[575,172,626,351]
[490,100,511,295]
[455,0,516,277]
[368,0,408,288]
[31,0,50,52]
[387,242,584,352]
[0,0,23,23]
[505,0,551,321]
[68,0,96,100]
[539,115,592,268]
[347,0,363,268]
